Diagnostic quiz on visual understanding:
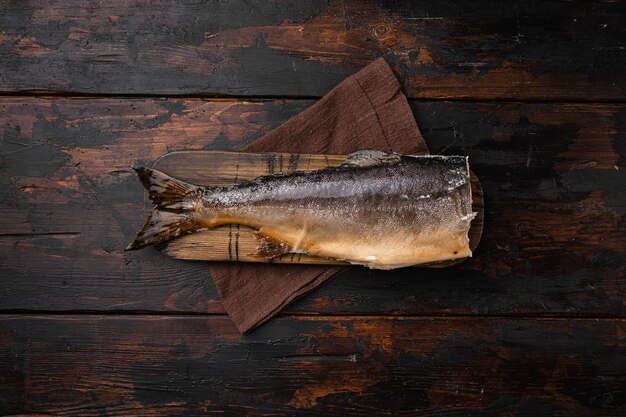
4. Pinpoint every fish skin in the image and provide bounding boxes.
[127,151,475,270]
